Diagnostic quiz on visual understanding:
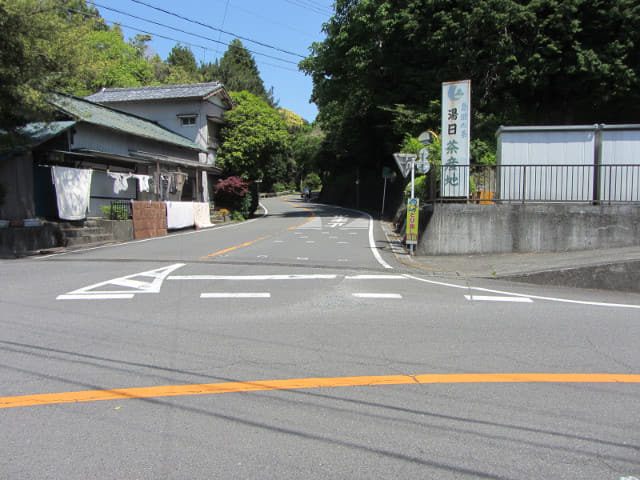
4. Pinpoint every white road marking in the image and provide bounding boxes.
[201,293,271,299]
[353,293,402,299]
[170,274,337,281]
[57,294,135,300]
[465,295,533,303]
[404,274,640,310]
[346,275,406,280]
[366,212,393,270]
[57,263,185,300]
